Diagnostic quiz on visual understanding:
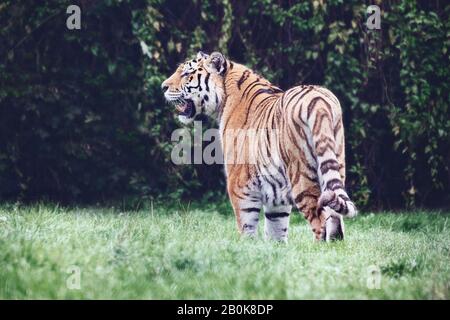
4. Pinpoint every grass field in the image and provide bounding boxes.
[0,202,449,299]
